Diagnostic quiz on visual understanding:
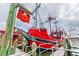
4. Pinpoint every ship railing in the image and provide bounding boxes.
[11,44,38,56]
[38,43,59,56]
[38,42,79,56]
